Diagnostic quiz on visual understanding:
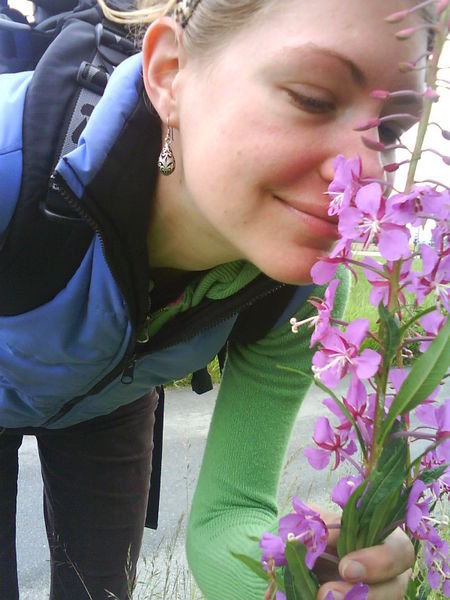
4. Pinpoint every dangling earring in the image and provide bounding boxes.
[158,122,176,176]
